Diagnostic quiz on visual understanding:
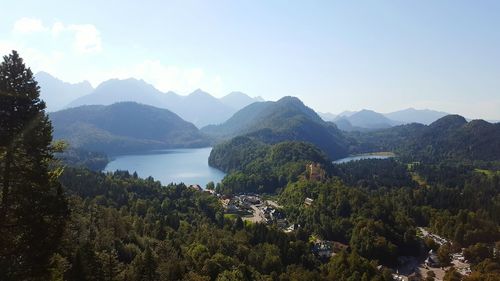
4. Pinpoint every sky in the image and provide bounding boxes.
[1,0,499,119]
